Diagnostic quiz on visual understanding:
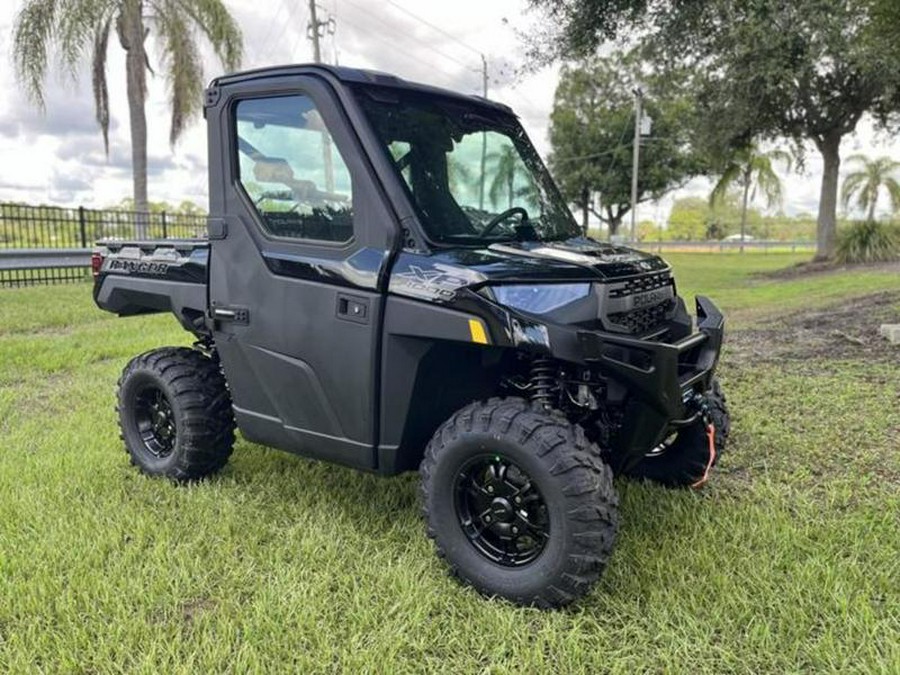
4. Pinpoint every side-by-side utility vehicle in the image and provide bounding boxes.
[93,65,729,608]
